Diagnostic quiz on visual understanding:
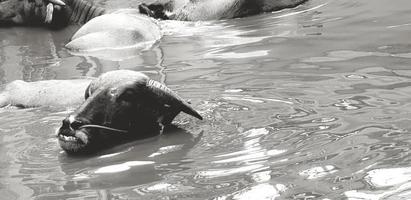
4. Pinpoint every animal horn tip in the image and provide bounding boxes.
[195,113,203,120]
[146,79,203,120]
[49,0,66,6]
[185,108,203,120]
